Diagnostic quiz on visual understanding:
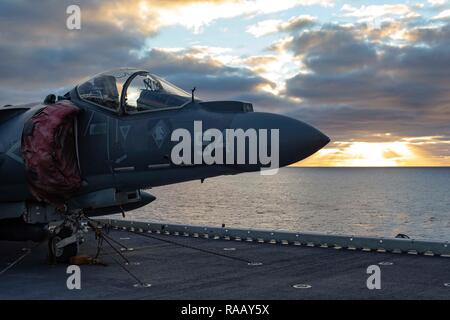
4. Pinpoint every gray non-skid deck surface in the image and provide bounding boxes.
[0,229,449,299]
